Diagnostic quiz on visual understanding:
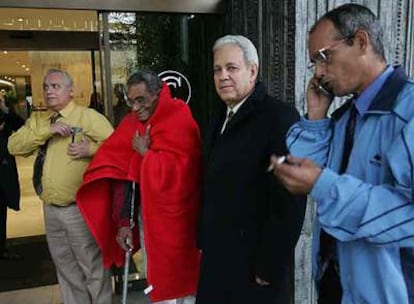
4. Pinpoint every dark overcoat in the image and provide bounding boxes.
[0,110,24,210]
[197,82,306,303]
